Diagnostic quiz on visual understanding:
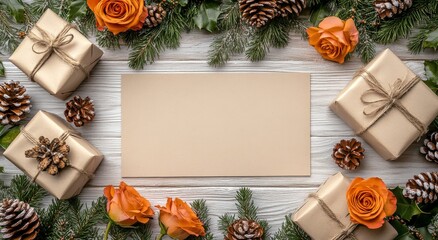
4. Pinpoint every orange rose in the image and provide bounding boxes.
[306,16,359,64]
[156,198,206,240]
[87,0,148,35]
[104,181,154,227]
[346,177,397,229]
